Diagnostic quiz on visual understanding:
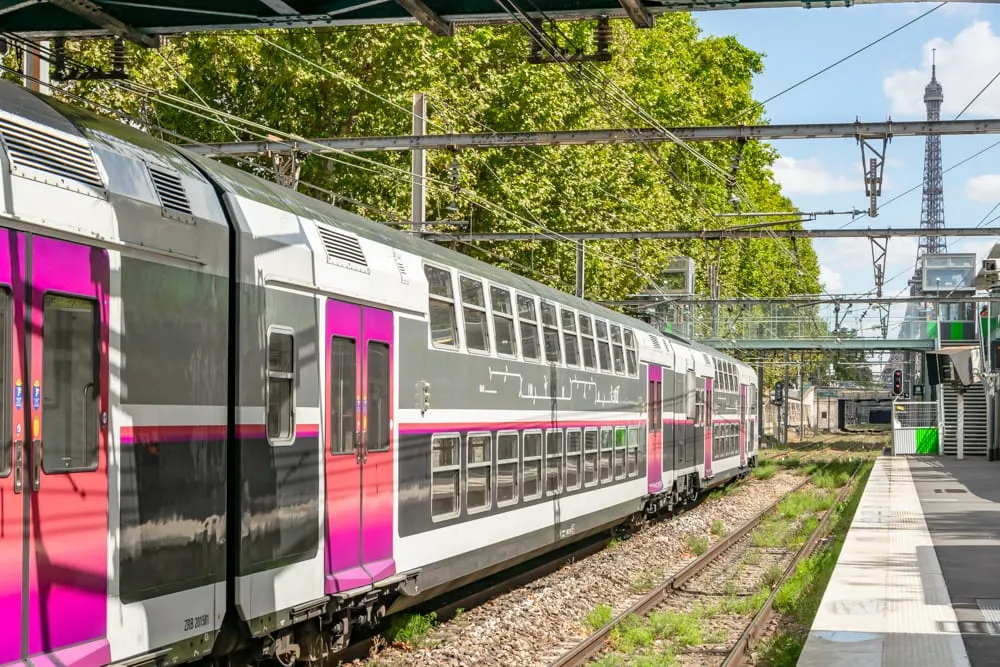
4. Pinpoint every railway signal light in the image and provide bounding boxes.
[773,382,784,405]
[892,369,903,396]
